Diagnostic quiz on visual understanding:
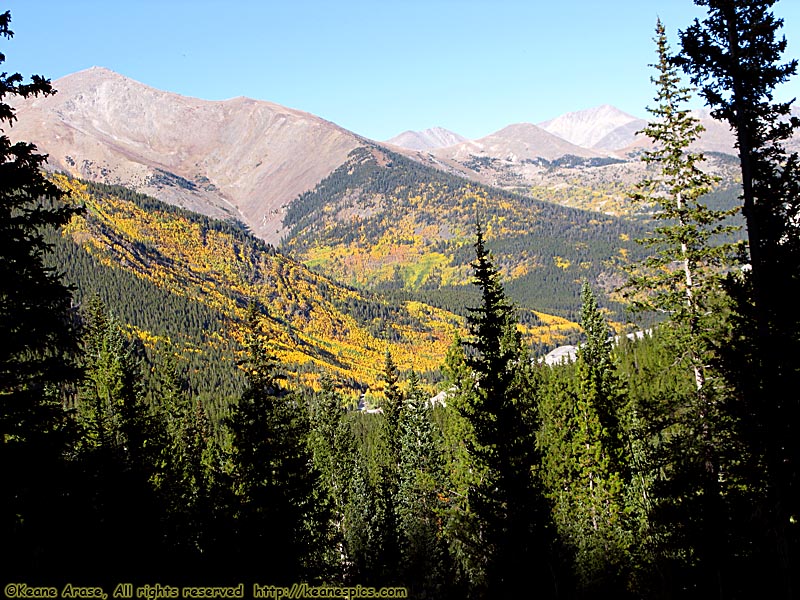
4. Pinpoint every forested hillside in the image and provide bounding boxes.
[282,145,650,320]
[49,175,584,395]
[50,176,453,392]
